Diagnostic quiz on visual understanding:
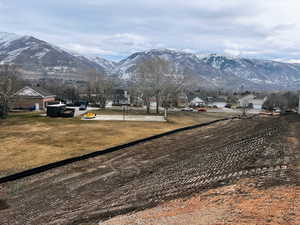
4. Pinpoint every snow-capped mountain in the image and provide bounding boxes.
[1,31,300,90]
[0,32,111,80]
[201,54,300,90]
[88,56,117,73]
[114,49,221,79]
[114,49,260,90]
[115,49,300,90]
